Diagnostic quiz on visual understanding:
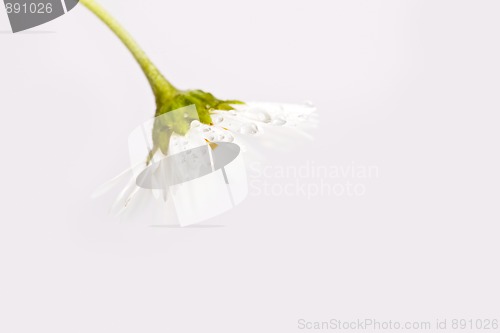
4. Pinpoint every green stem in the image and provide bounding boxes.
[80,0,177,103]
